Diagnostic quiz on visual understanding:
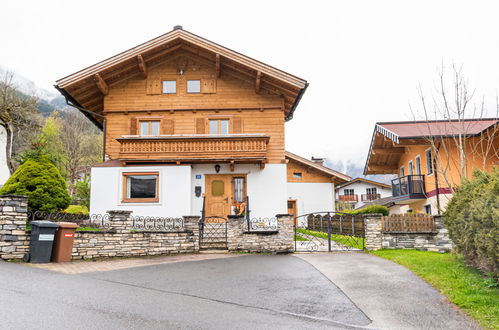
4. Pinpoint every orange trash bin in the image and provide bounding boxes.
[52,222,79,262]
